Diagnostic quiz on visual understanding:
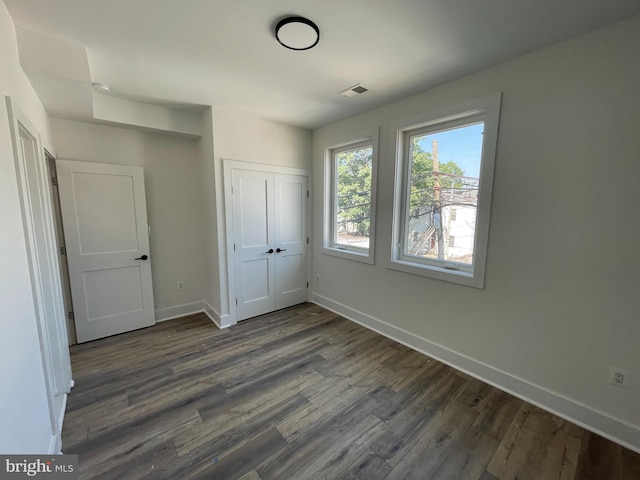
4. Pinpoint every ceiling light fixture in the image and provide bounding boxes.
[92,82,111,94]
[275,16,320,51]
